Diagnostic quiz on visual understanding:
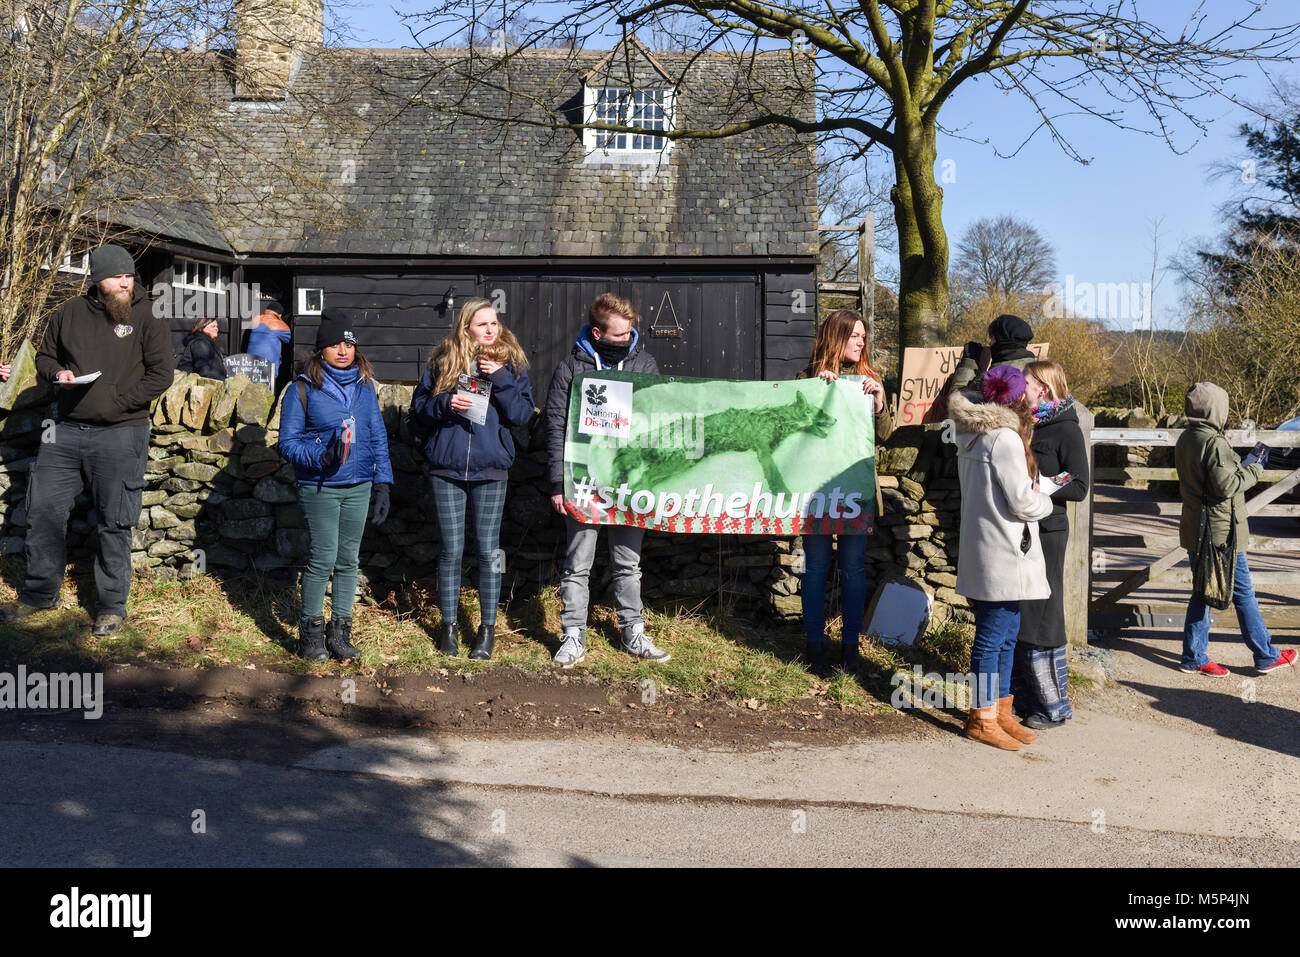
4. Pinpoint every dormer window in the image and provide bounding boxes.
[583,86,674,161]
